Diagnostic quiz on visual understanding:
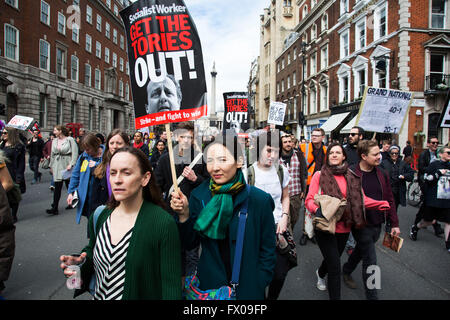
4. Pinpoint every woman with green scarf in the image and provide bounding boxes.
[171,136,277,300]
